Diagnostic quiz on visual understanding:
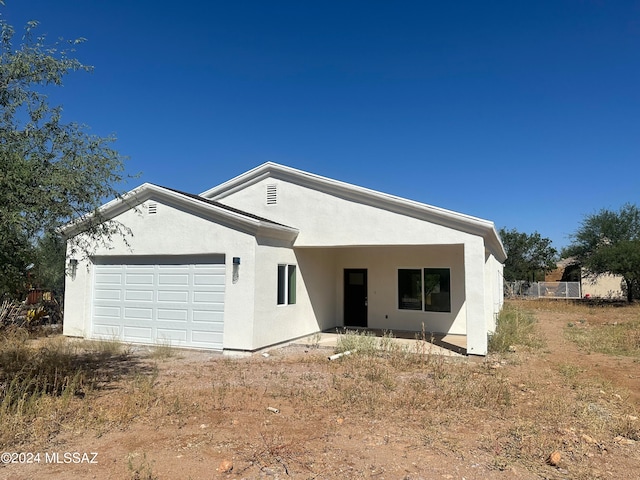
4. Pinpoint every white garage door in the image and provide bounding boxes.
[91,256,225,350]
